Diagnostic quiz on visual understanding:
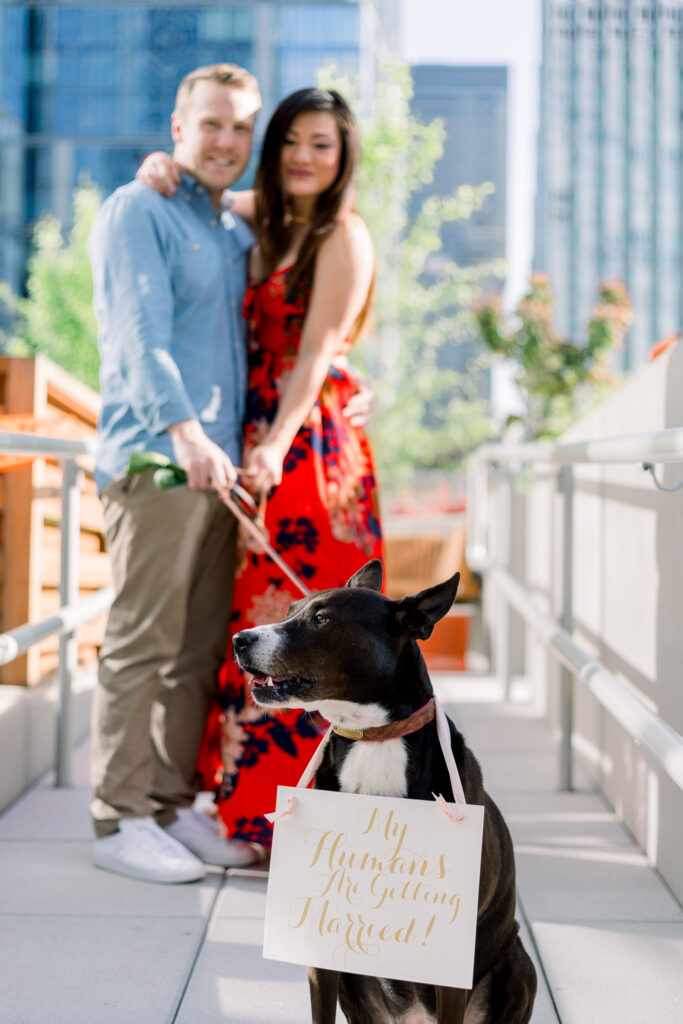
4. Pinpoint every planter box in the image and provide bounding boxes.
[418,605,473,672]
